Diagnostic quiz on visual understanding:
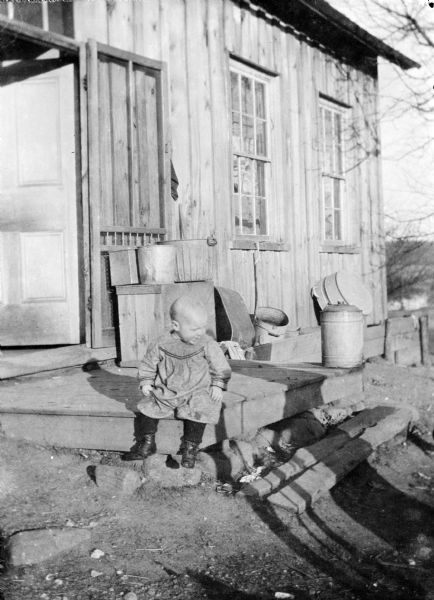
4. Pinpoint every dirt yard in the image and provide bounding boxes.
[1,358,434,600]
